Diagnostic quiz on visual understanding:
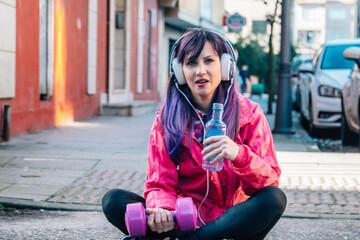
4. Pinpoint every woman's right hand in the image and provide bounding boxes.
[145,208,175,234]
